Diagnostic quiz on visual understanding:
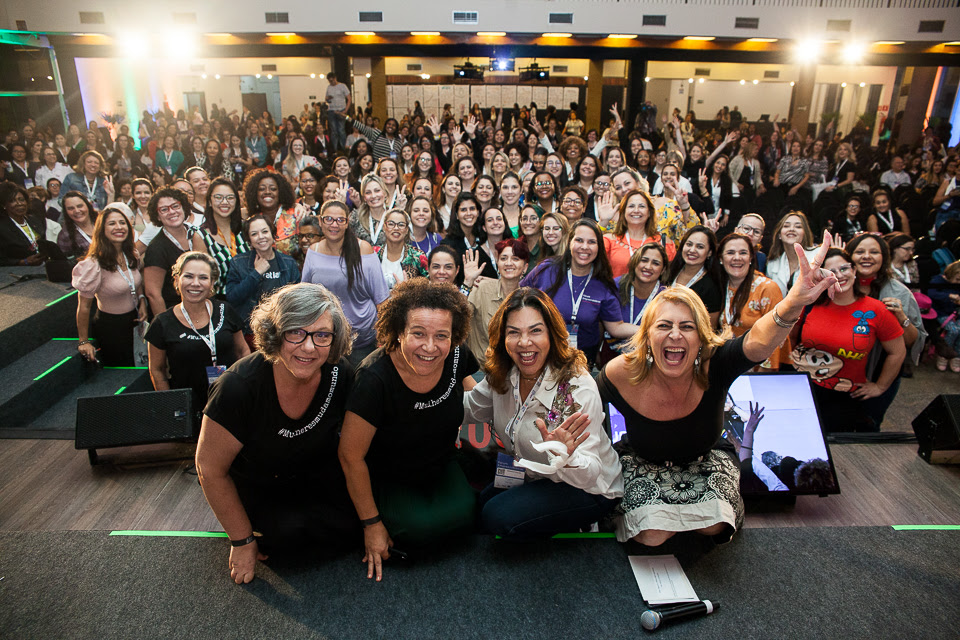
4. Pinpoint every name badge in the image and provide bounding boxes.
[206,365,226,385]
[566,323,579,350]
[24,178,34,189]
[494,452,526,489]
[234,164,243,172]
